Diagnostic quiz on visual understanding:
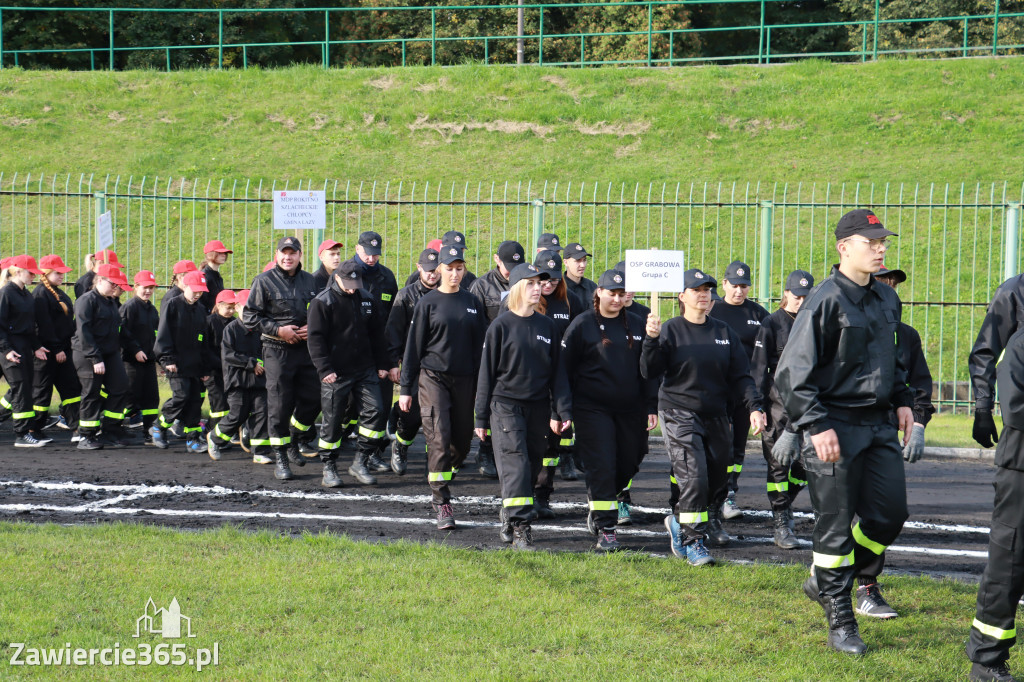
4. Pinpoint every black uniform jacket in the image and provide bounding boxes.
[155,295,214,378]
[222,318,266,391]
[899,322,935,427]
[405,268,476,290]
[0,284,39,353]
[969,274,1024,412]
[470,267,512,325]
[307,278,392,381]
[119,296,159,363]
[995,328,1024,470]
[565,275,598,312]
[242,265,318,339]
[386,278,435,364]
[775,266,913,436]
[72,290,121,361]
[33,283,75,355]
[351,255,398,321]
[751,307,796,409]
